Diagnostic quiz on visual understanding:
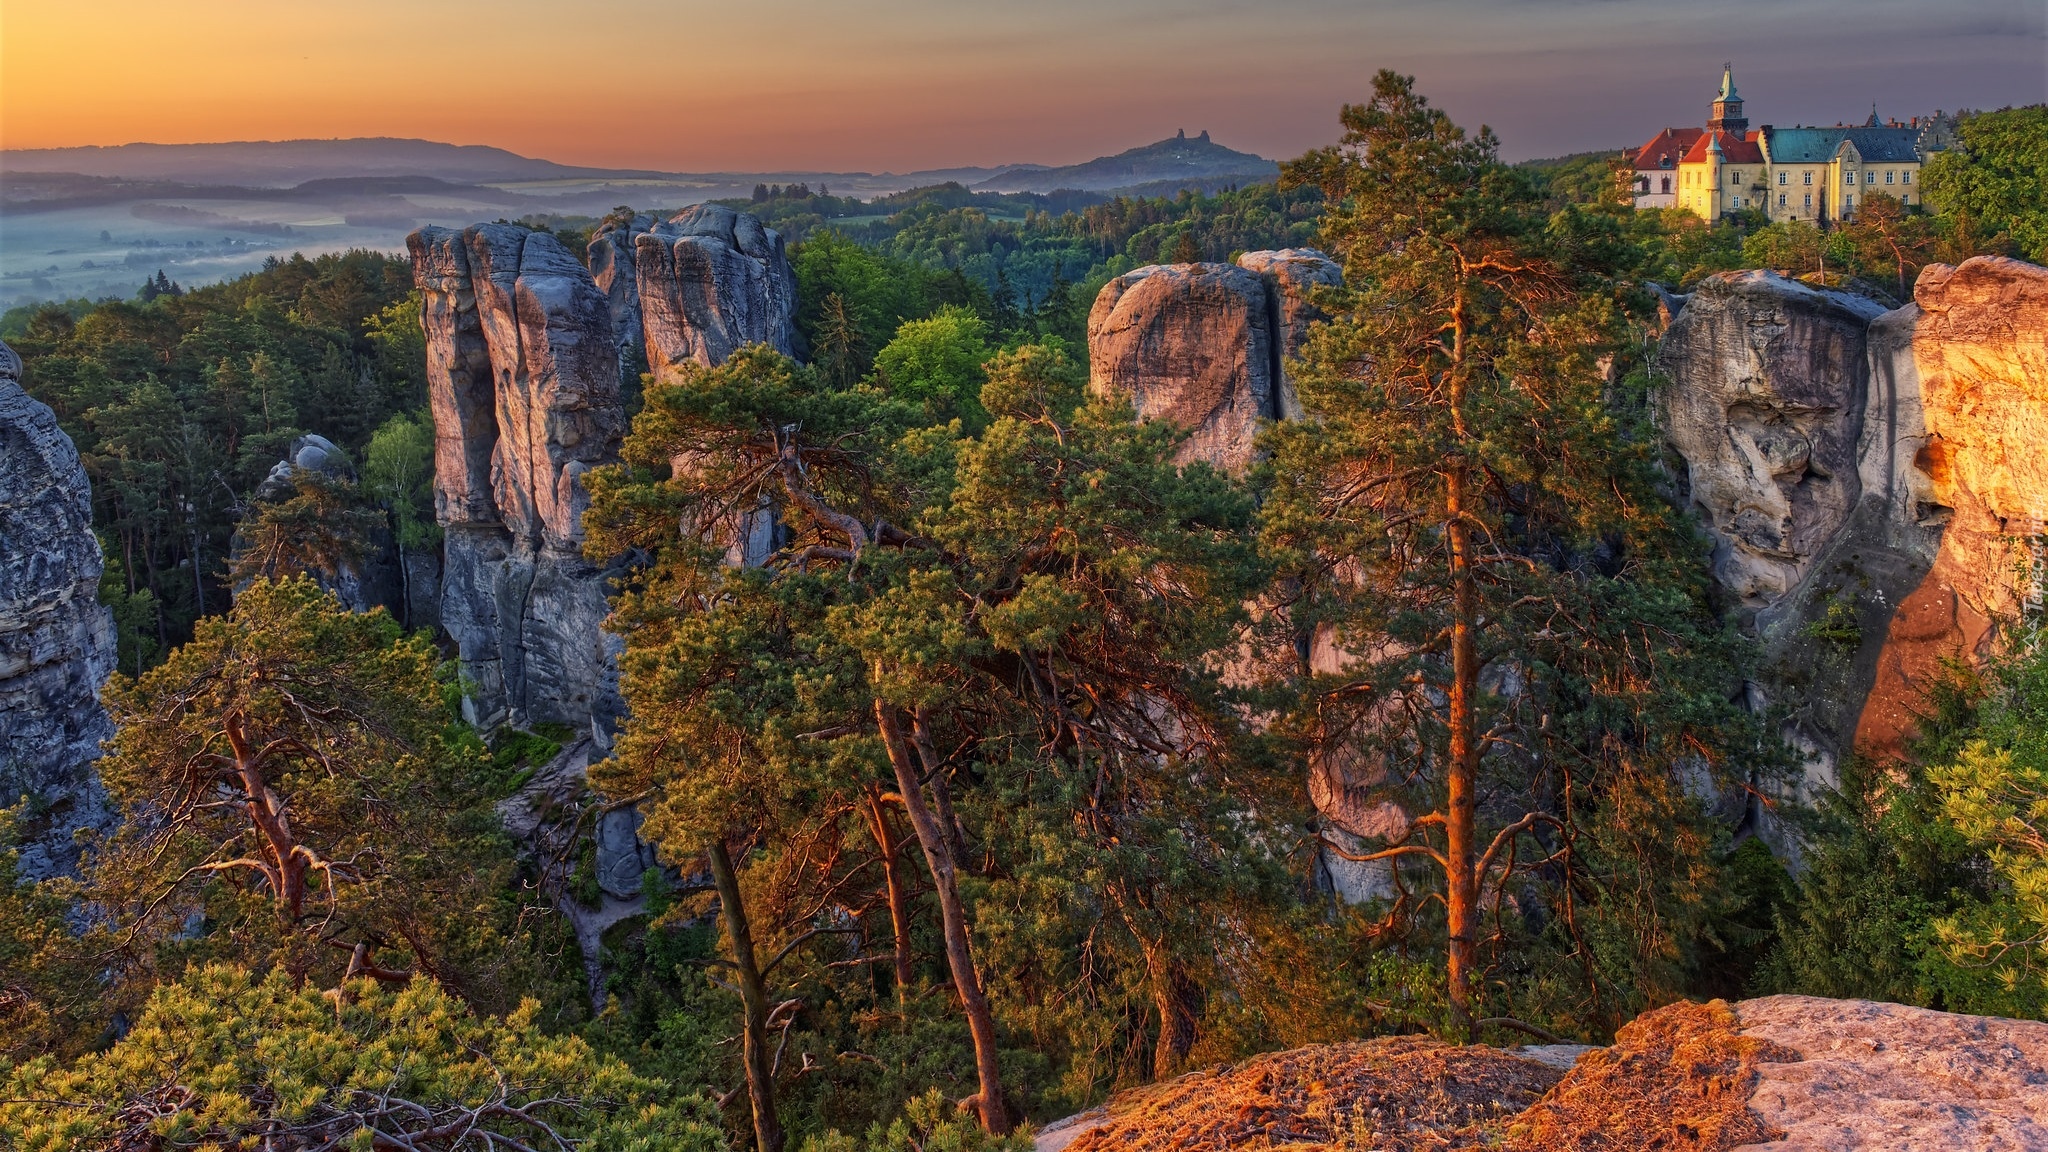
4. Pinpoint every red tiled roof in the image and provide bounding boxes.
[1634,127,1704,170]
[1679,129,1764,165]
